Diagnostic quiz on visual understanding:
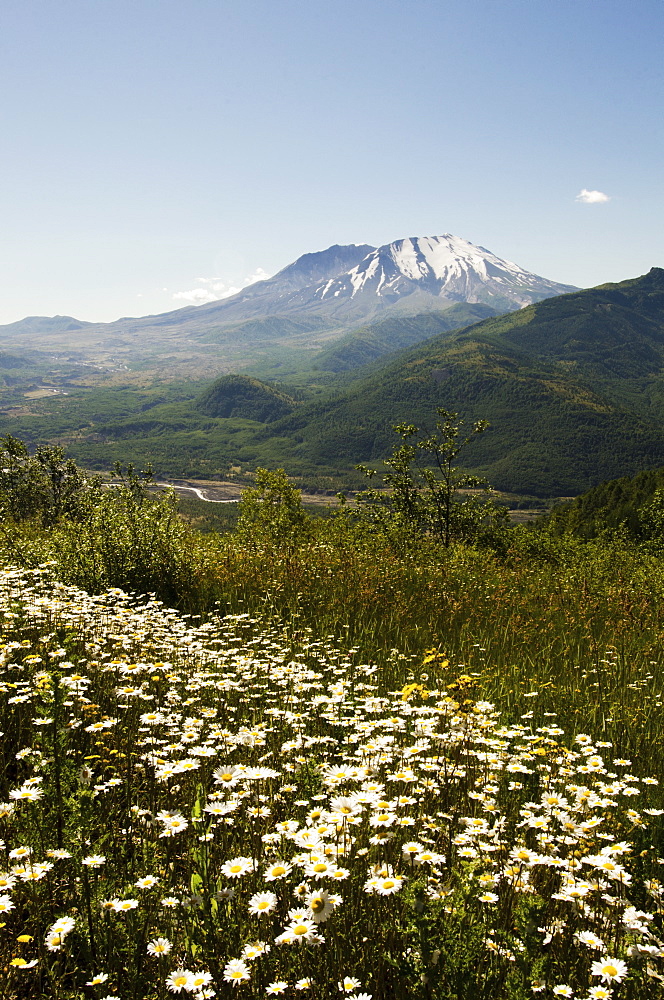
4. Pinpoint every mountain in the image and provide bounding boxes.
[0,237,576,385]
[303,235,577,318]
[0,315,93,337]
[175,234,577,326]
[40,268,664,496]
[260,268,664,495]
[176,243,377,328]
[0,245,376,347]
[5,263,663,497]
